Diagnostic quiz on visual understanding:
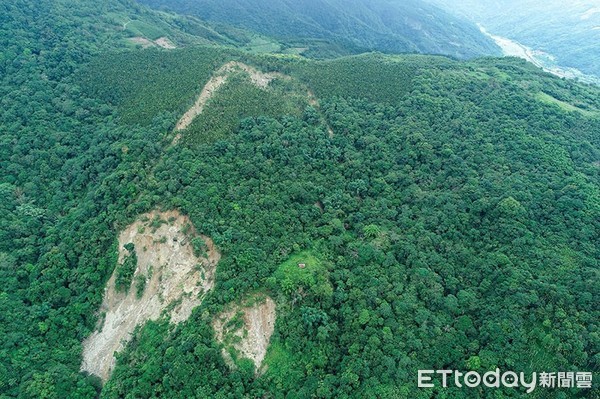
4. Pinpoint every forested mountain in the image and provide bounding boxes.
[136,0,501,59]
[429,0,600,79]
[1,0,599,398]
